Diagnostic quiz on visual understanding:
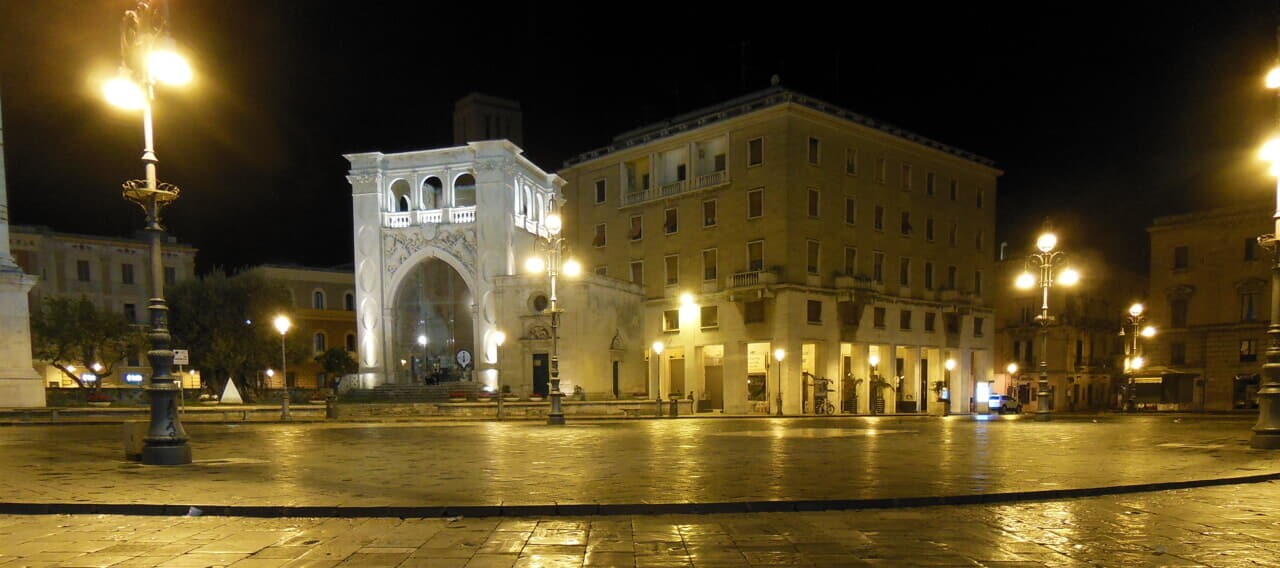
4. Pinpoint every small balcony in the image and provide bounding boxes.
[730,270,778,288]
[620,170,730,208]
[382,206,477,228]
